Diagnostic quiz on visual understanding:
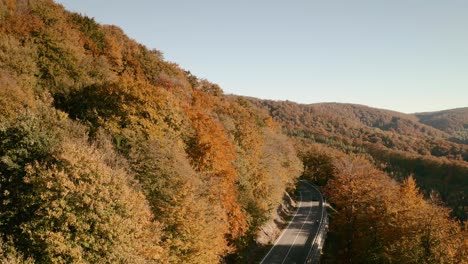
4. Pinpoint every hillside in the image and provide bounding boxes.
[415,107,468,144]
[246,98,468,221]
[245,99,467,262]
[0,1,466,263]
[248,99,467,159]
[0,1,302,262]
